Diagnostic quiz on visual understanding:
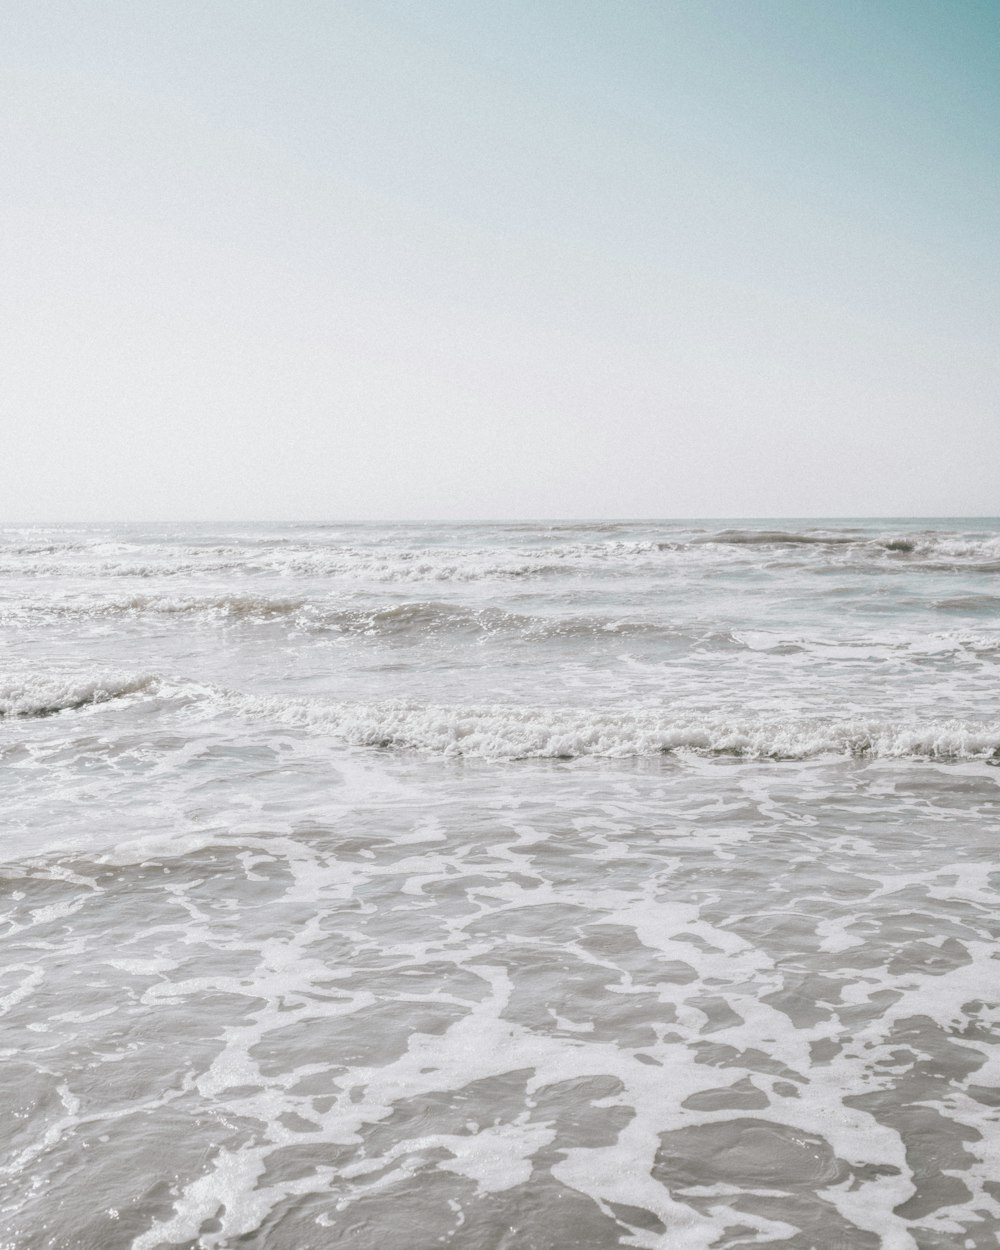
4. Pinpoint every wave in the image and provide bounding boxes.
[8,592,1000,661]
[4,530,1000,583]
[9,672,1000,760]
[221,694,1000,761]
[695,528,1000,563]
[4,542,87,556]
[0,594,743,645]
[0,593,304,626]
[81,594,310,621]
[238,540,674,581]
[932,594,1000,613]
[0,672,158,719]
[732,627,1000,657]
[0,539,674,581]
[698,529,858,547]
